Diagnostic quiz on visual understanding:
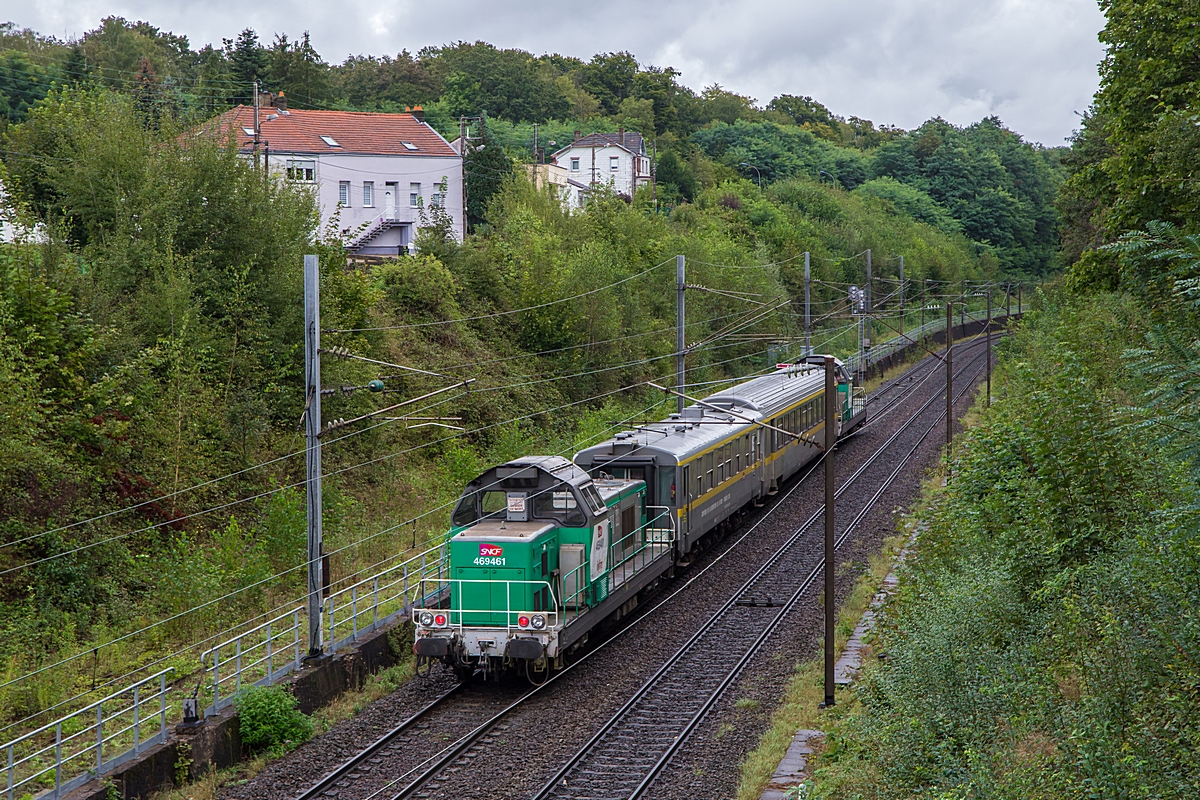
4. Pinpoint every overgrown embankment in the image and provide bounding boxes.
[0,84,1001,730]
[810,288,1200,798]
